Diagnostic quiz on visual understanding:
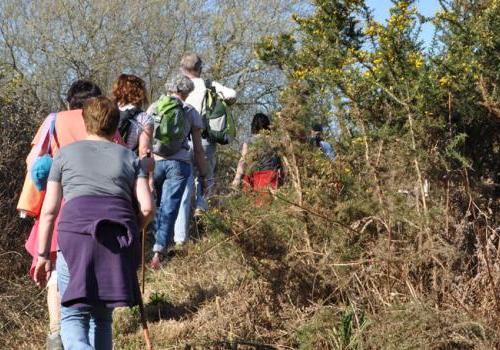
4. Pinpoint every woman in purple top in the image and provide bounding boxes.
[112,74,154,155]
[34,96,154,350]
